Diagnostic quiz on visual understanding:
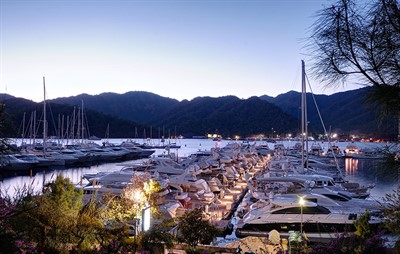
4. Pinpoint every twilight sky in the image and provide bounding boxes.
[0,0,362,102]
